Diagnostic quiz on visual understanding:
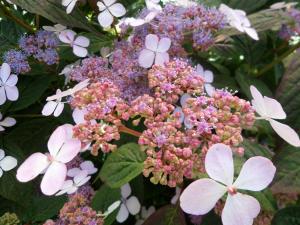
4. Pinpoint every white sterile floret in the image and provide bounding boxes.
[180,143,276,225]
[0,149,17,178]
[122,11,158,27]
[59,30,90,57]
[67,160,98,177]
[42,89,65,117]
[145,0,162,11]
[62,0,79,14]
[116,183,141,223]
[0,112,16,131]
[196,64,215,96]
[43,24,67,35]
[97,0,126,28]
[0,63,19,105]
[219,4,259,41]
[56,170,91,195]
[138,34,171,68]
[250,85,300,147]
